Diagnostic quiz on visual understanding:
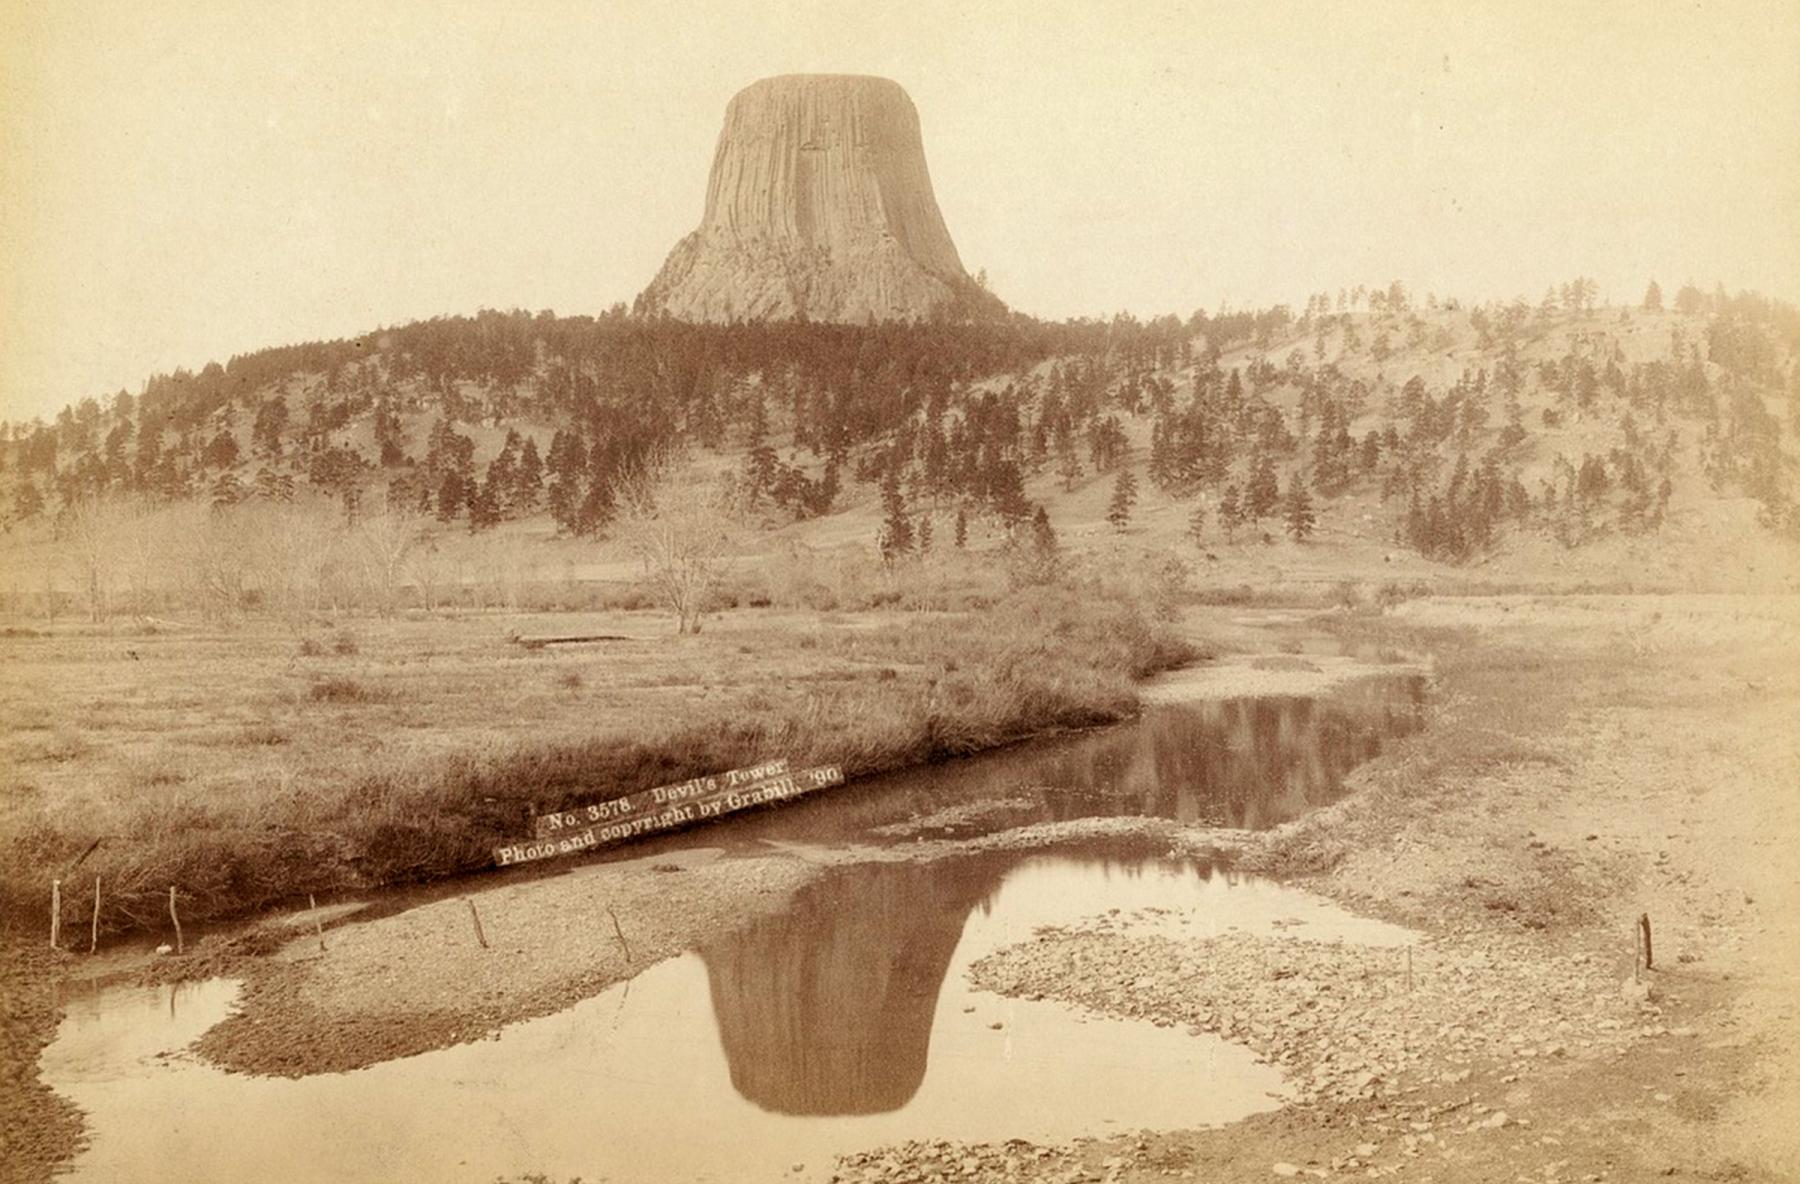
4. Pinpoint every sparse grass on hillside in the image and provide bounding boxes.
[0,572,1196,938]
